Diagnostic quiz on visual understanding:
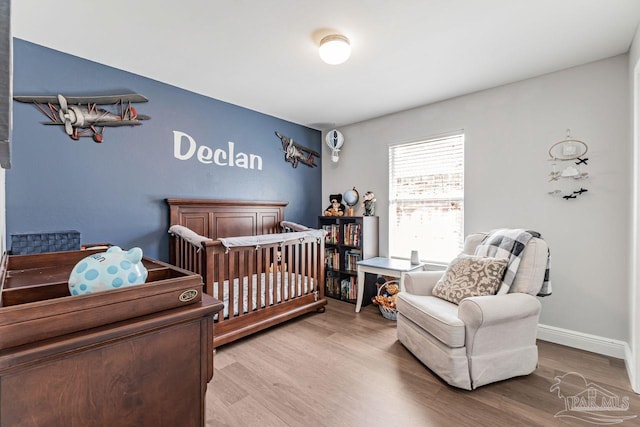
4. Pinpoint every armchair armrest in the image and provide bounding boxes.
[403,271,445,296]
[458,293,541,355]
[458,293,541,328]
